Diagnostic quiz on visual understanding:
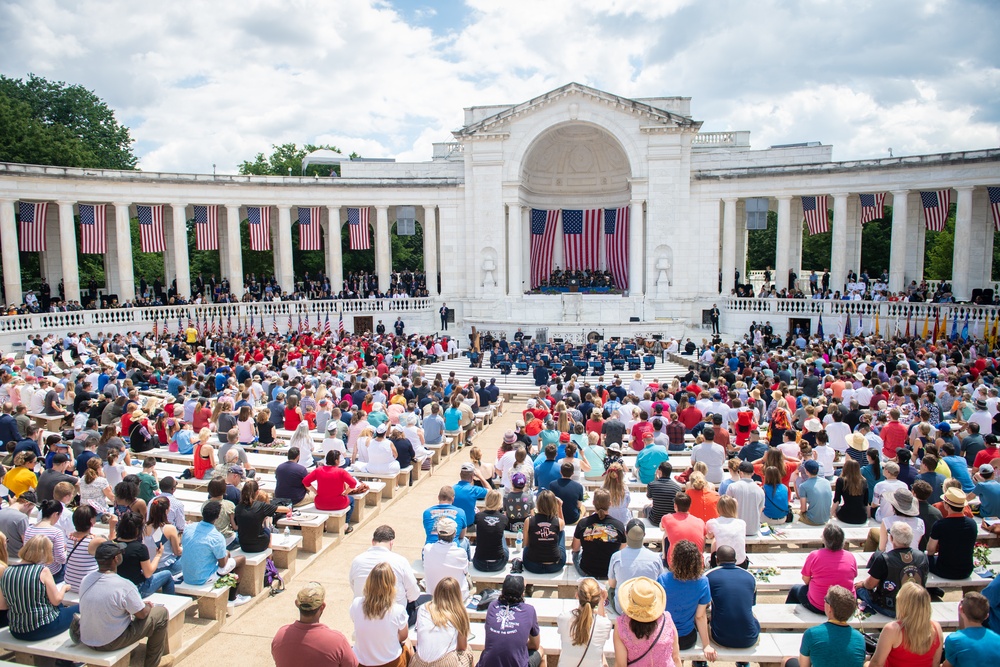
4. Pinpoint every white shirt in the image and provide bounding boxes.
[706,516,748,564]
[824,422,852,453]
[422,540,470,601]
[414,605,459,663]
[348,545,420,606]
[691,442,726,484]
[348,597,408,667]
[813,445,835,478]
[556,612,613,667]
[873,479,907,522]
